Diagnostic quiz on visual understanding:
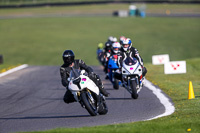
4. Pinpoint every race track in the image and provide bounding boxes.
[0,66,172,133]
